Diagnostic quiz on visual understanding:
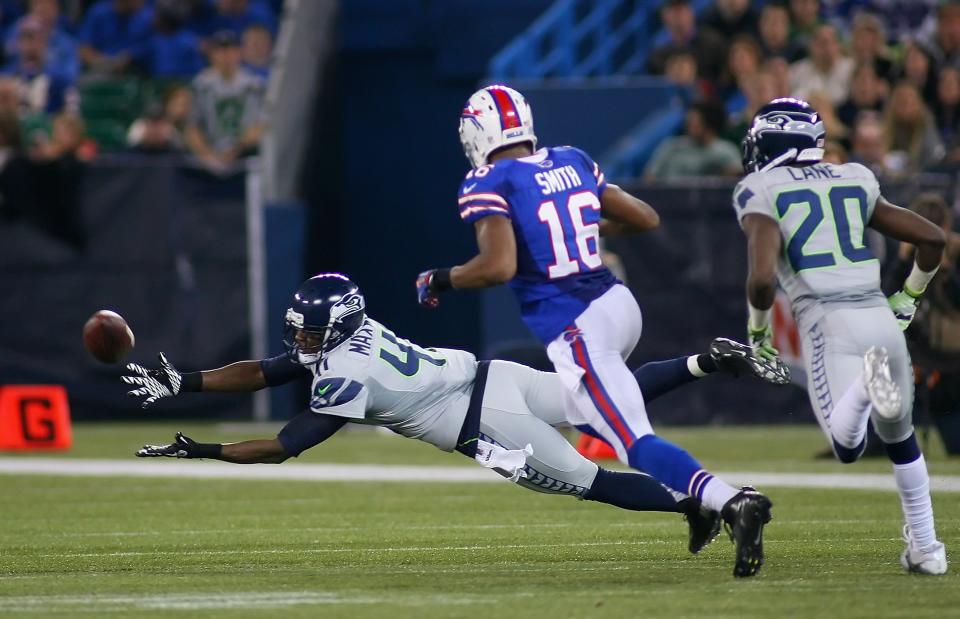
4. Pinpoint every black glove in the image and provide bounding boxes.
[136,432,221,459]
